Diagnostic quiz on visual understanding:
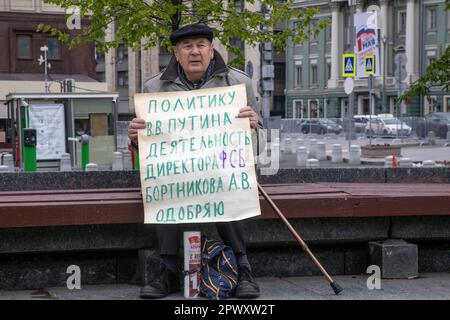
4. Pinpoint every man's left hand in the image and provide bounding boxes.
[238,106,259,129]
